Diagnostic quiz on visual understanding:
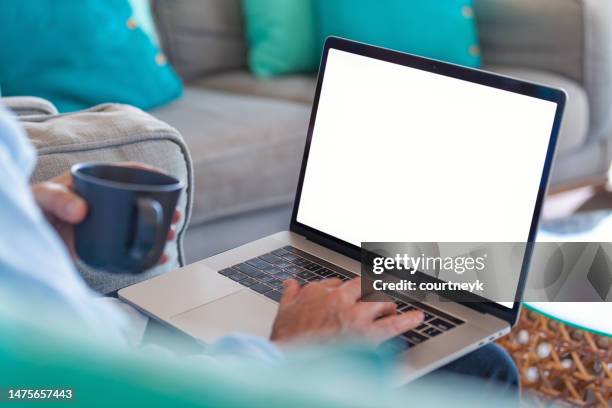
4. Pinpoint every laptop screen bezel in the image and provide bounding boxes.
[290,37,566,326]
